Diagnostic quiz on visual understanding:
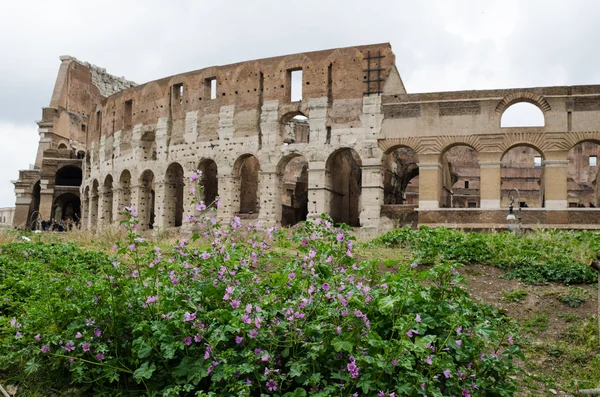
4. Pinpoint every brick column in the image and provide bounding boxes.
[217,174,235,222]
[544,159,569,209]
[479,161,502,209]
[418,154,441,209]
